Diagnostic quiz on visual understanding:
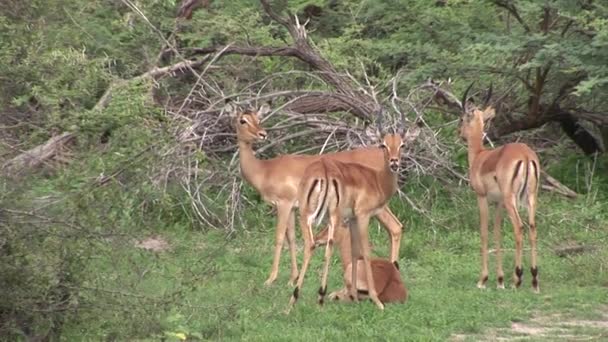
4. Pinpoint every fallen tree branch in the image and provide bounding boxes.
[2,132,76,175]
[554,244,597,257]
[541,170,578,198]
[176,0,381,122]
